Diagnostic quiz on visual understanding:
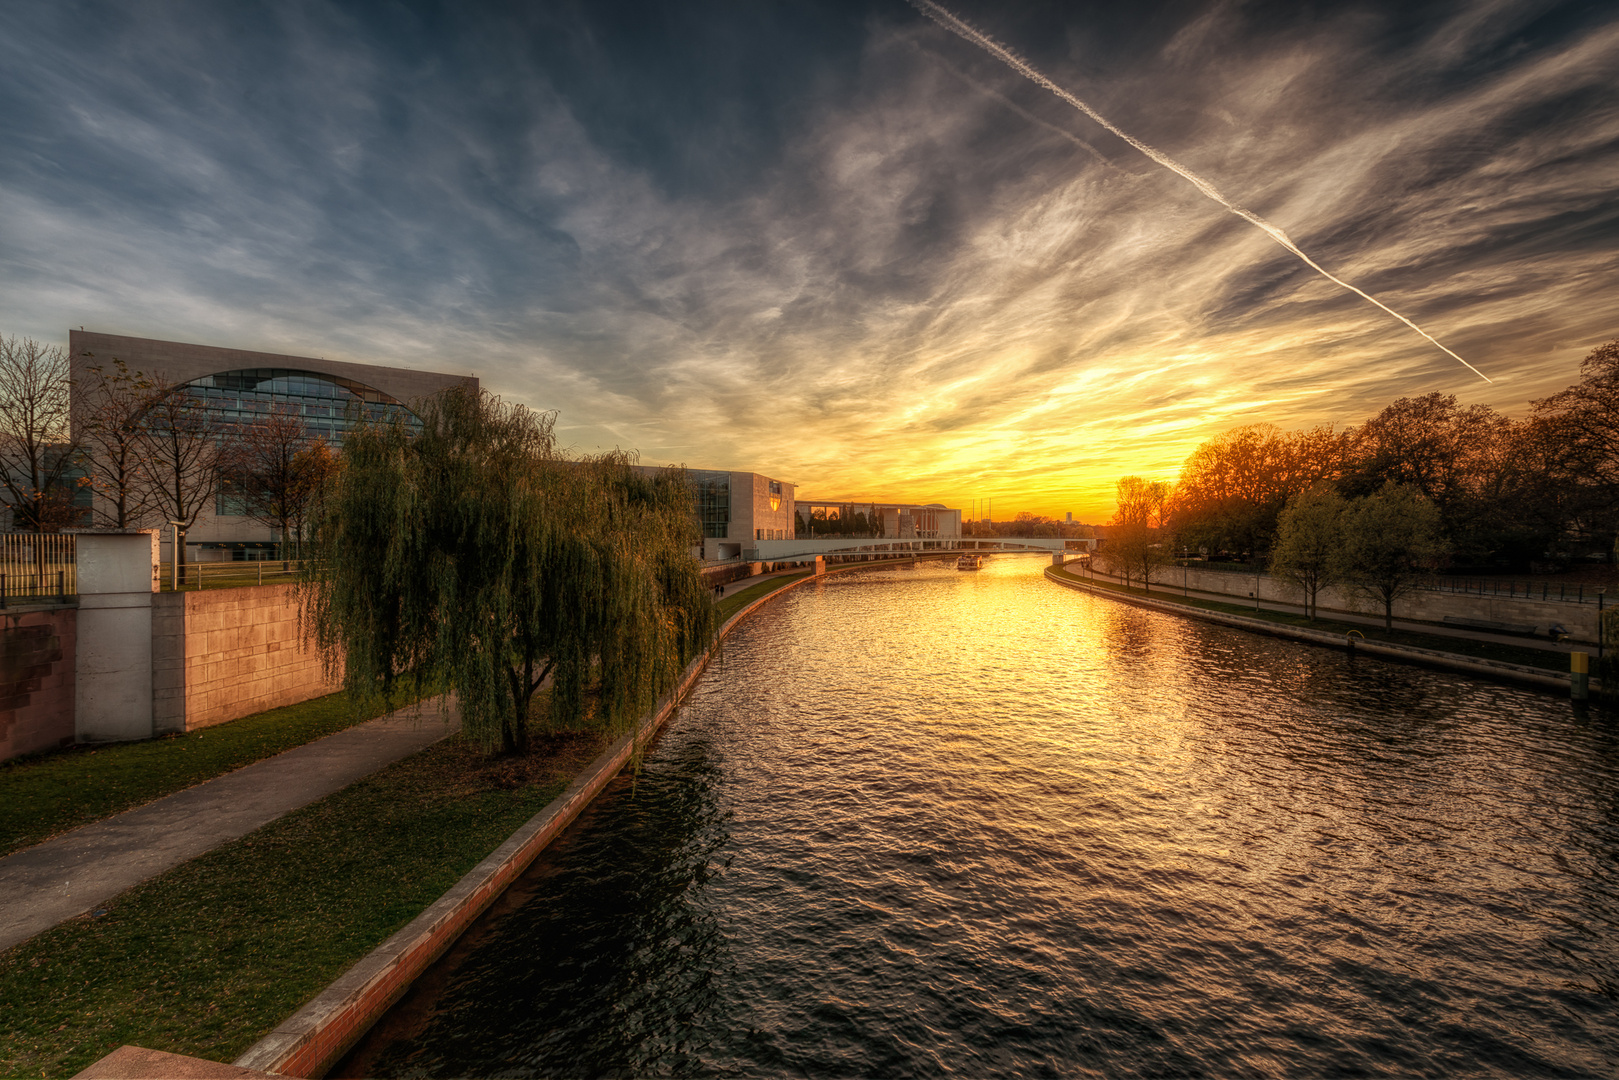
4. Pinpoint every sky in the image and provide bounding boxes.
[2,0,1616,521]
